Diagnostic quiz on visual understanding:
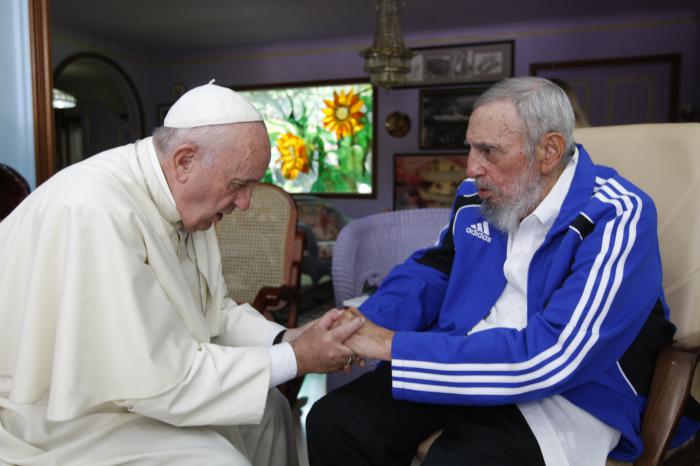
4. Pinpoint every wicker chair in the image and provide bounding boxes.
[327,208,452,392]
[331,208,451,308]
[216,183,305,406]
